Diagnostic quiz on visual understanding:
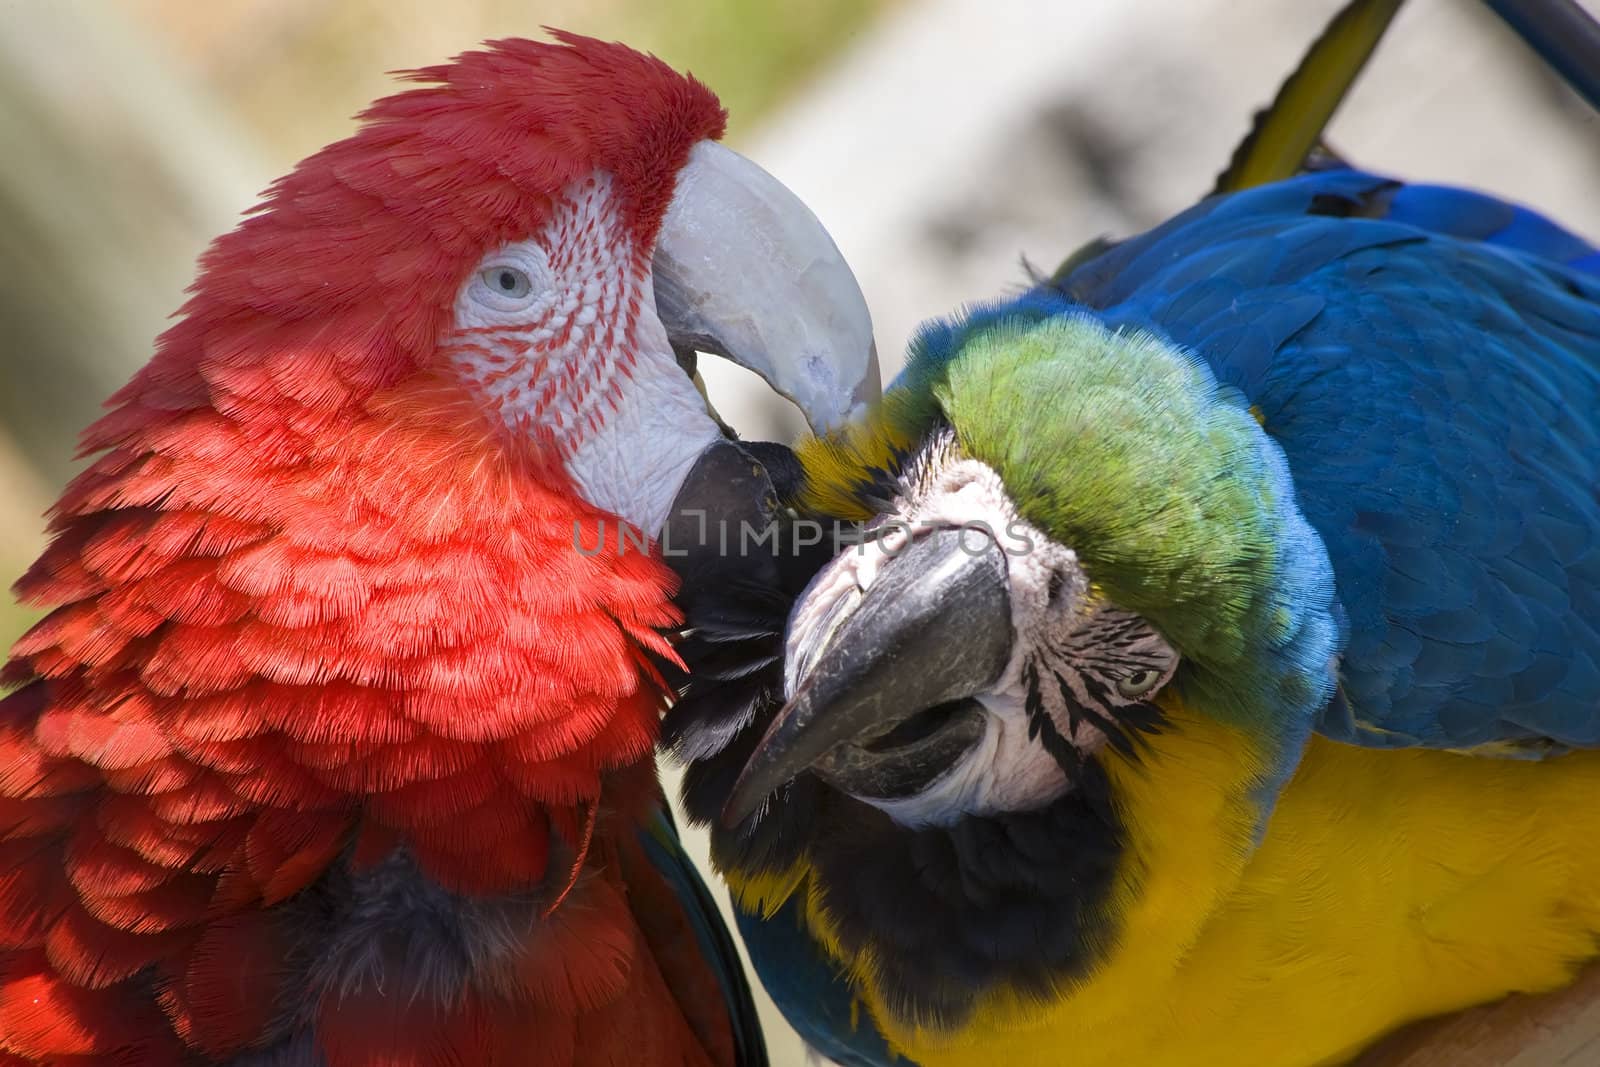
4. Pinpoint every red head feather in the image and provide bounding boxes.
[0,35,741,1064]
[108,32,725,420]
